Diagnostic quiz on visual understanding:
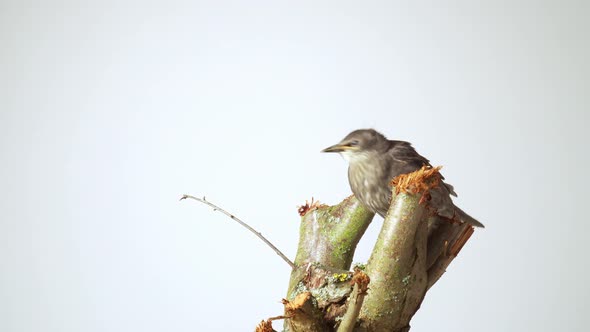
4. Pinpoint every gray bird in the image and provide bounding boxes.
[322,129,484,228]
